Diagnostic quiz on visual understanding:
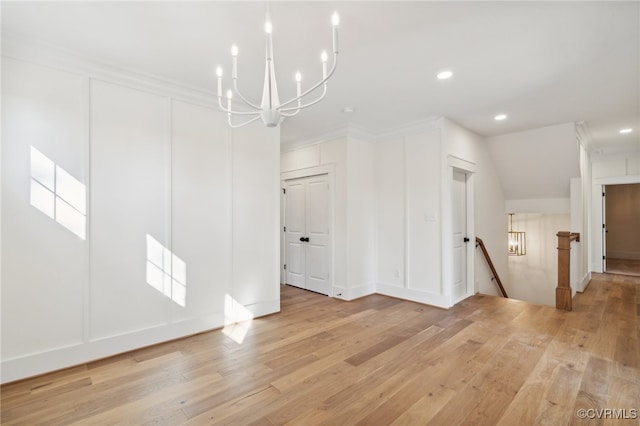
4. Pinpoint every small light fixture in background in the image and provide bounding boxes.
[619,128,633,134]
[494,114,507,121]
[508,213,526,256]
[437,70,453,80]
